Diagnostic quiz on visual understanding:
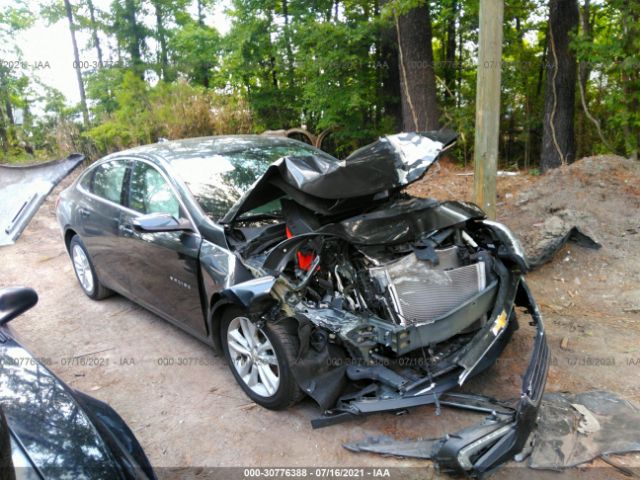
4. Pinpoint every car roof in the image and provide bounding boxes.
[102,135,324,164]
